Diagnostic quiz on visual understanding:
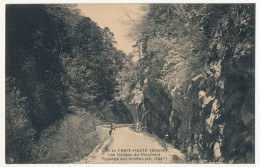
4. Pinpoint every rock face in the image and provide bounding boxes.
[126,54,254,163]
[123,4,254,163]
